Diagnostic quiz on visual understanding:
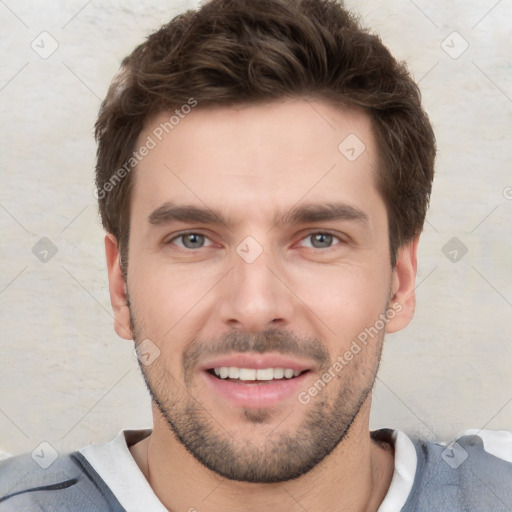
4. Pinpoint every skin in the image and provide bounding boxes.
[105,99,418,512]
